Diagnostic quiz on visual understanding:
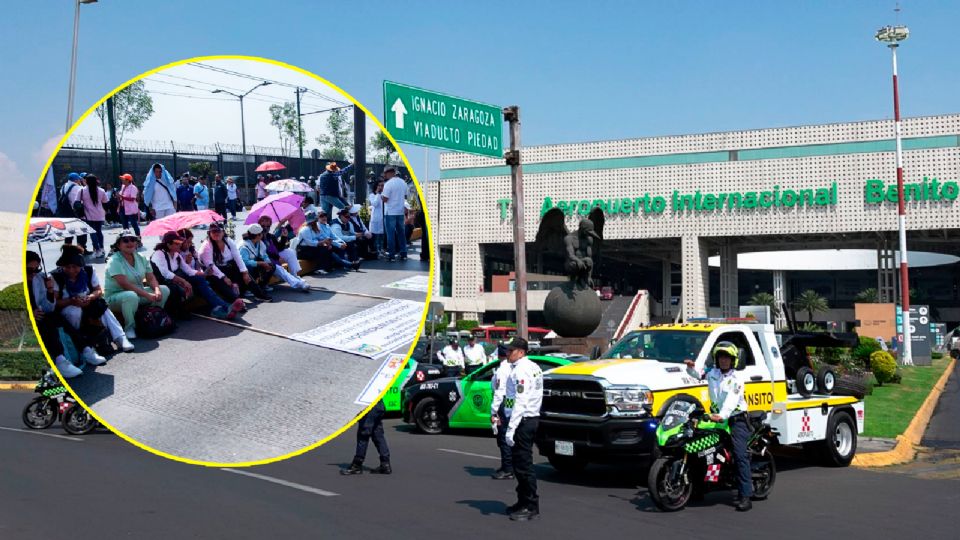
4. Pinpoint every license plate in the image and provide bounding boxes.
[555,440,574,456]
